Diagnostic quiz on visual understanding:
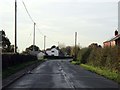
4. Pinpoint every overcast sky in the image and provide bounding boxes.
[0,0,119,52]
